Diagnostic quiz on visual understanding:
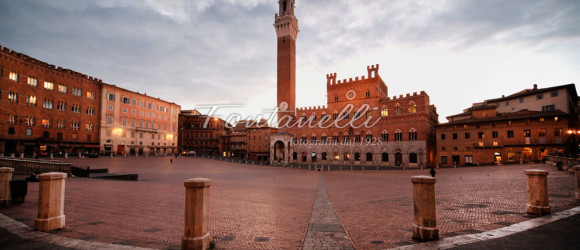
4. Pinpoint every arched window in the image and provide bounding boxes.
[333,133,339,142]
[311,133,317,143]
[355,152,361,161]
[366,131,373,142]
[300,113,307,122]
[366,152,373,161]
[381,106,388,117]
[366,110,372,118]
[343,132,349,142]
[301,134,307,143]
[344,152,350,161]
[333,111,339,120]
[365,90,370,98]
[333,152,339,160]
[394,104,402,115]
[334,95,338,102]
[380,131,388,142]
[310,113,317,121]
[354,132,361,142]
[409,153,418,163]
[408,101,417,113]
[409,128,417,141]
[322,152,328,161]
[395,129,402,141]
[321,112,329,121]
[321,133,327,143]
